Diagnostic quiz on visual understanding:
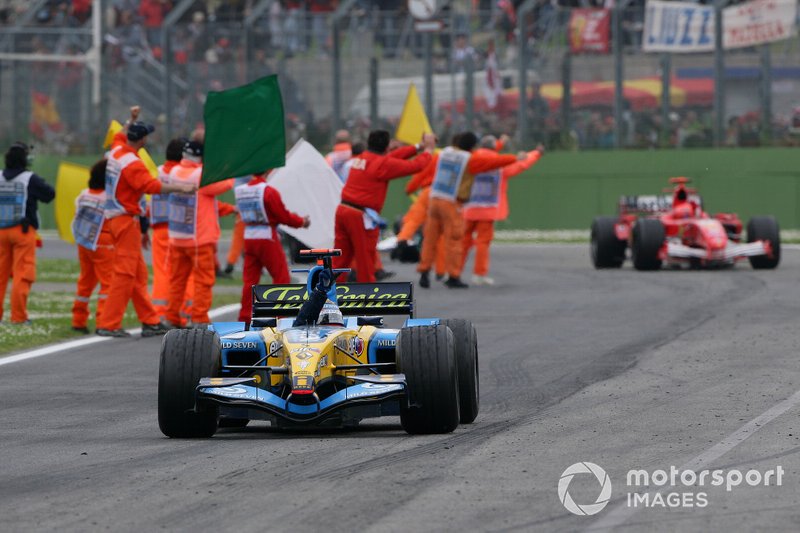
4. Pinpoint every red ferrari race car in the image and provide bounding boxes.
[591,177,780,270]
